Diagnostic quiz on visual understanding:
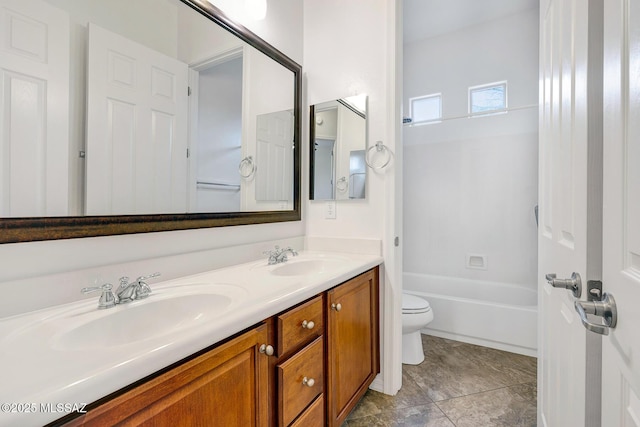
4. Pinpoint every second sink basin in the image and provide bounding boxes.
[269,258,346,276]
